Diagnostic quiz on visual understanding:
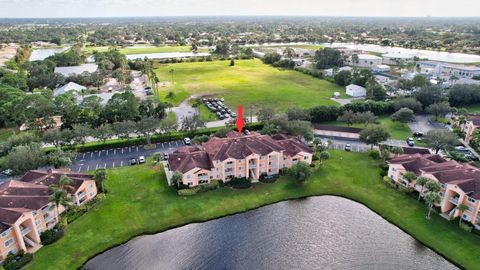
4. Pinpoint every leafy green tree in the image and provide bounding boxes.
[4,143,46,175]
[338,110,356,125]
[319,151,330,164]
[257,107,276,123]
[47,150,75,169]
[333,70,352,86]
[103,91,140,123]
[72,123,92,146]
[180,114,205,134]
[48,189,72,222]
[262,52,281,64]
[424,129,457,154]
[391,108,415,124]
[136,117,158,145]
[415,86,443,107]
[393,97,423,113]
[314,48,343,69]
[425,180,441,192]
[424,191,441,219]
[112,120,136,141]
[94,124,112,143]
[359,125,390,149]
[287,161,312,183]
[426,102,451,121]
[159,117,178,134]
[171,171,183,187]
[402,171,417,183]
